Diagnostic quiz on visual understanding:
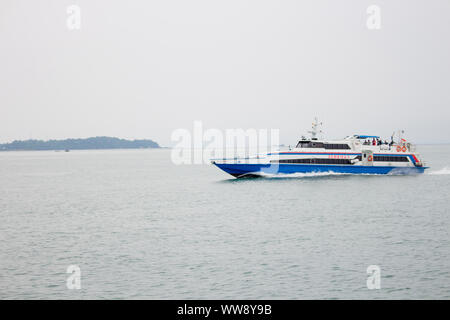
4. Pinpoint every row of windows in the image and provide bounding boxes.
[274,155,409,164]
[296,142,324,148]
[295,141,351,149]
[272,158,353,165]
[356,155,409,162]
[374,156,409,162]
[324,144,351,150]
